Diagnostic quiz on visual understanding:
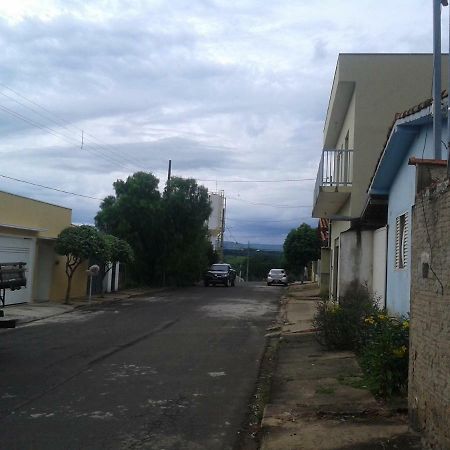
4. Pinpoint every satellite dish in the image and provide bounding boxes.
[87,264,100,276]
